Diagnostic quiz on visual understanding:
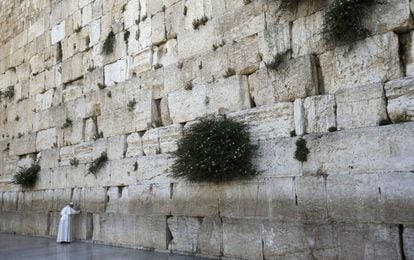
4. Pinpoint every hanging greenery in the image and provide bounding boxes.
[172,115,257,183]
[12,164,41,188]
